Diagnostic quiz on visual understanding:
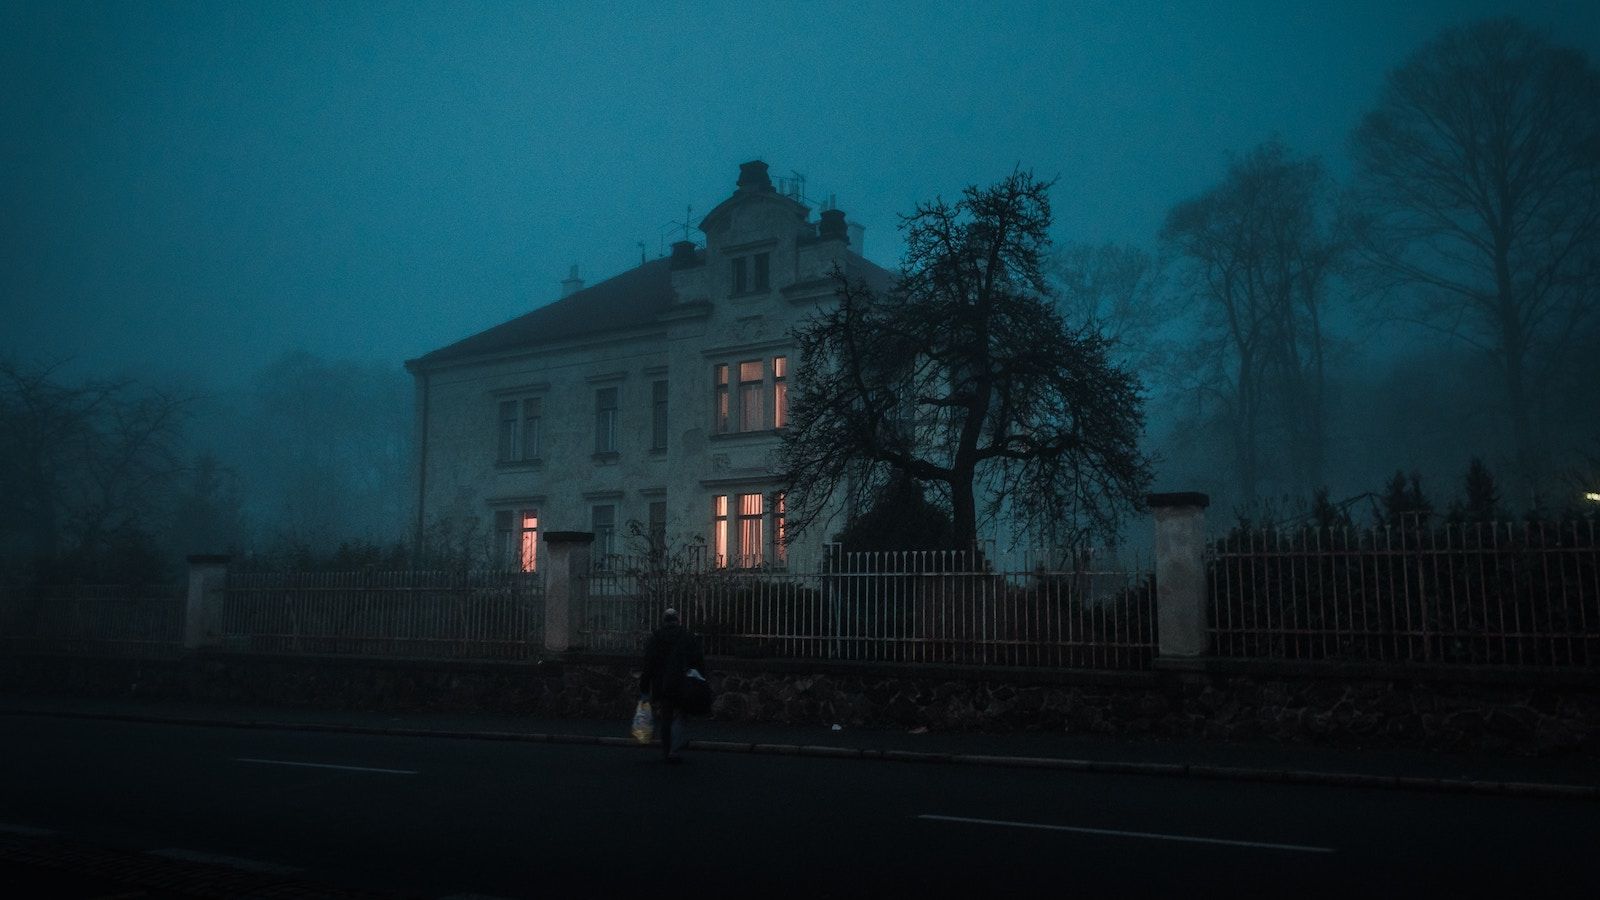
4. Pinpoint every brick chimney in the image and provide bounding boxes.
[737,160,774,193]
[669,240,699,270]
[818,208,848,243]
